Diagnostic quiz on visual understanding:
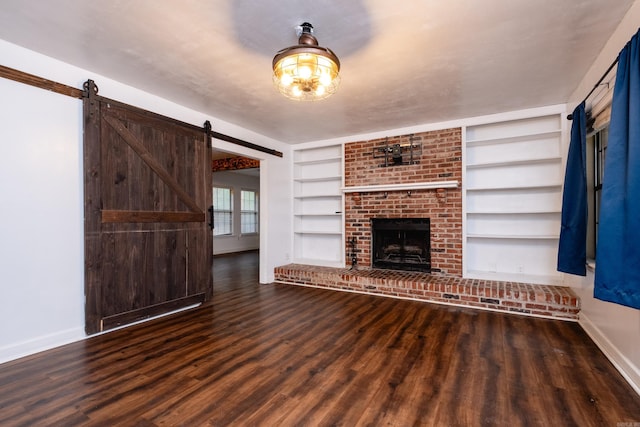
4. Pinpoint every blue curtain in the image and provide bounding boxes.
[557,102,587,276]
[595,30,640,310]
